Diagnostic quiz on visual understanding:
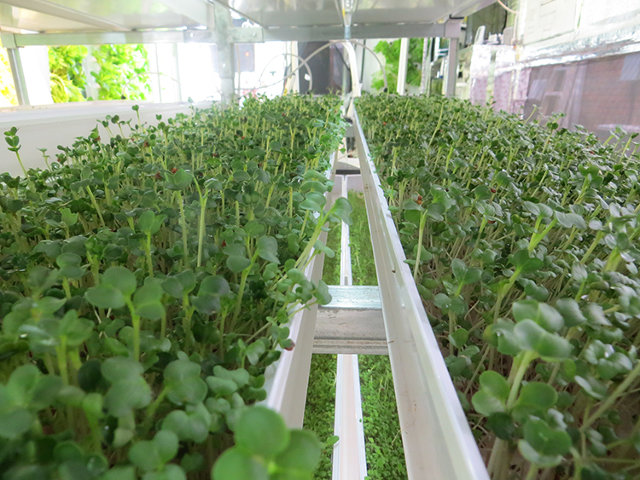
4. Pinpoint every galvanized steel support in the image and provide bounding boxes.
[6,44,29,105]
